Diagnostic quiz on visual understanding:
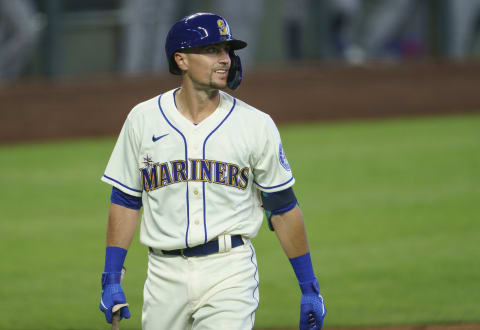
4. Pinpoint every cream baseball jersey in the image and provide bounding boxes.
[101,88,294,250]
